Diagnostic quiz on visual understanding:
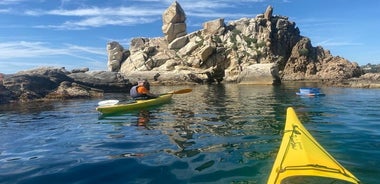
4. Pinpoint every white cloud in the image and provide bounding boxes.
[34,16,160,30]
[21,0,263,30]
[0,8,11,13]
[0,41,65,58]
[316,39,363,47]
[295,18,346,28]
[65,44,105,55]
[24,6,164,30]
[0,41,105,60]
[187,12,254,19]
[25,6,164,17]
[0,41,107,74]
[0,0,27,5]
